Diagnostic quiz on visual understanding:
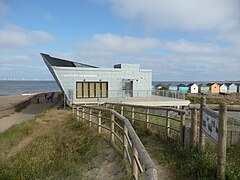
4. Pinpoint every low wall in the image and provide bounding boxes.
[0,93,61,119]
